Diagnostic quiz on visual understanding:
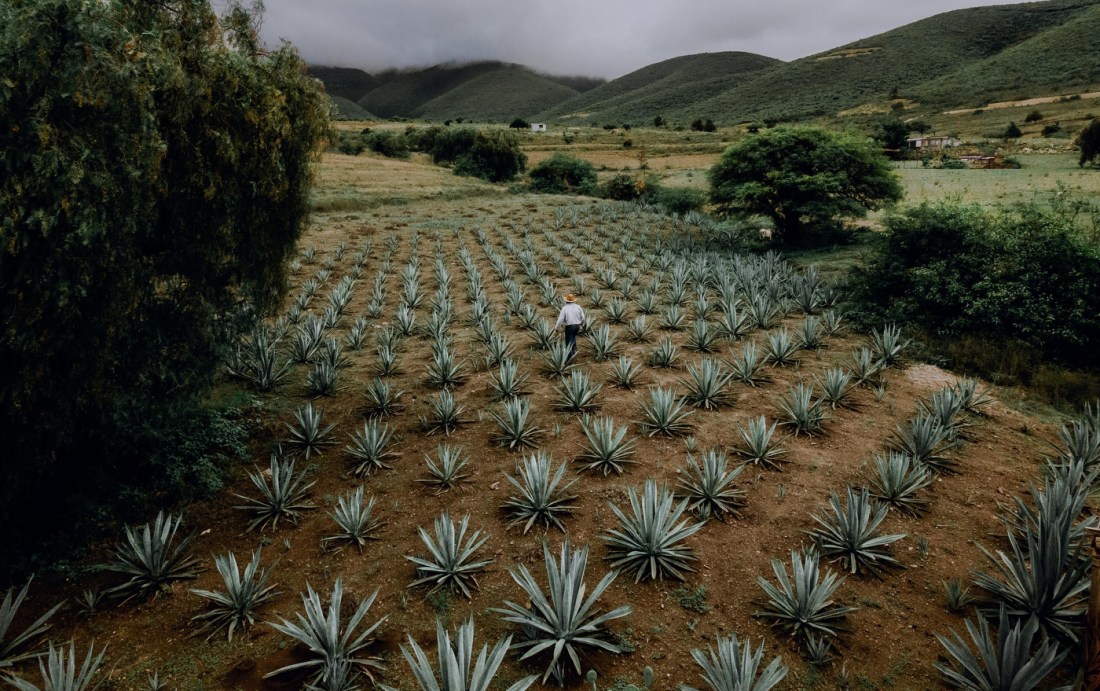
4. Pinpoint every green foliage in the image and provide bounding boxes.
[653,187,706,215]
[7,641,106,691]
[708,126,902,245]
[0,578,62,673]
[1079,118,1100,166]
[428,128,527,183]
[366,131,411,158]
[529,153,598,194]
[1003,121,1023,138]
[0,0,327,571]
[510,118,530,129]
[685,634,788,691]
[852,199,1100,368]
[399,617,536,691]
[190,548,279,641]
